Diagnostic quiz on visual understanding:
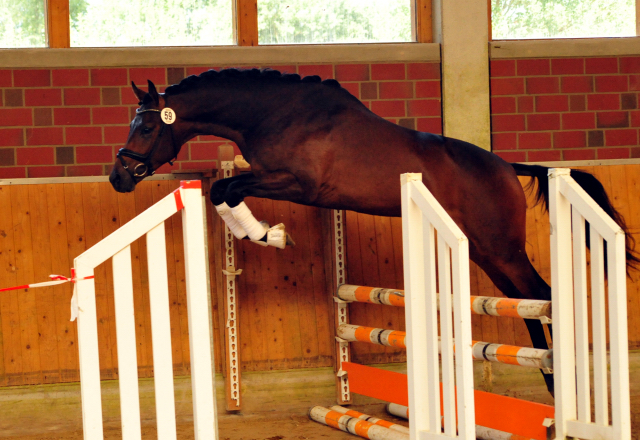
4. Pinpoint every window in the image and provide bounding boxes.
[258,0,413,44]
[0,0,46,48]
[70,0,233,47]
[492,0,636,39]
